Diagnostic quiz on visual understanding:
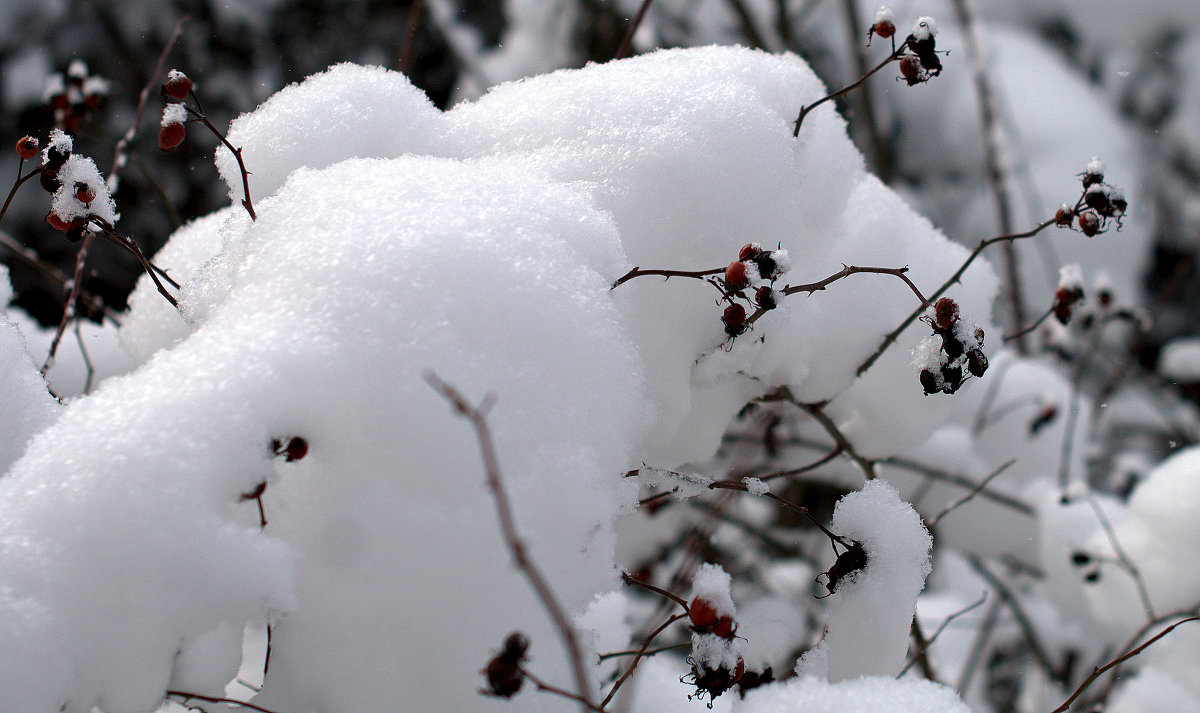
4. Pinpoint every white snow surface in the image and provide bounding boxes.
[13,47,998,712]
[691,562,735,617]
